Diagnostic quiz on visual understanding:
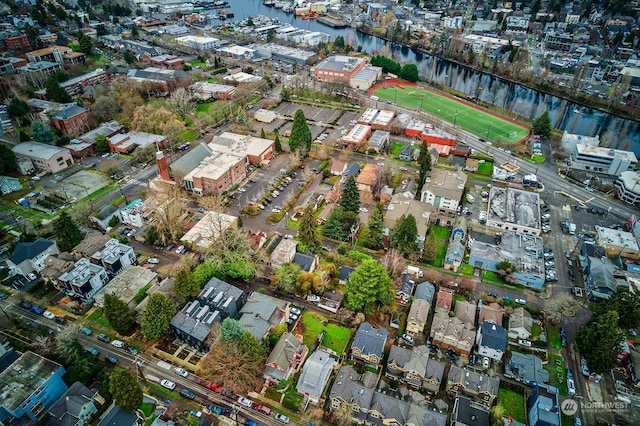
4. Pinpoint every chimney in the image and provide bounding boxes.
[156,151,171,181]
